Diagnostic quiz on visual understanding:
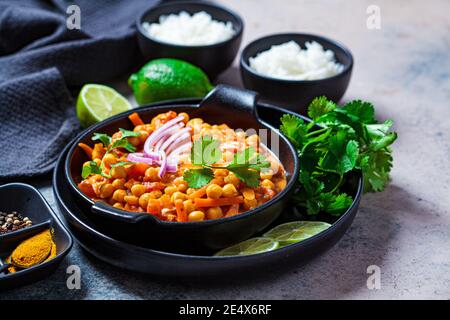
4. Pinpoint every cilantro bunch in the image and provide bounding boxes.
[81,128,140,179]
[280,96,397,216]
[183,136,270,188]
